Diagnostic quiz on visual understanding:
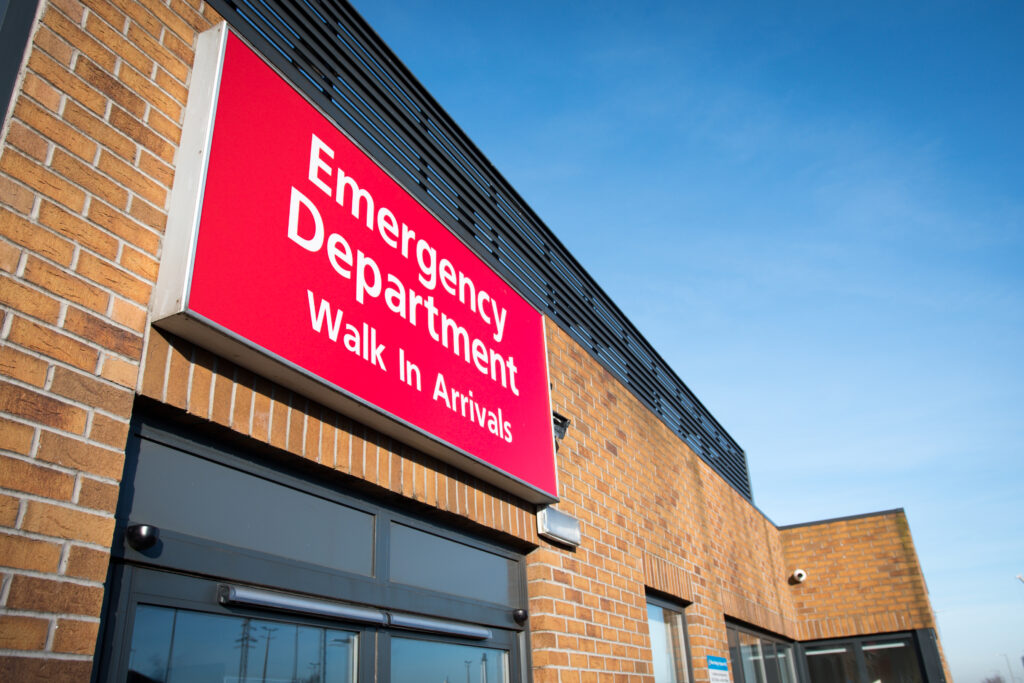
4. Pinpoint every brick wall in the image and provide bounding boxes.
[779,510,938,639]
[0,2,943,682]
[0,1,219,679]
